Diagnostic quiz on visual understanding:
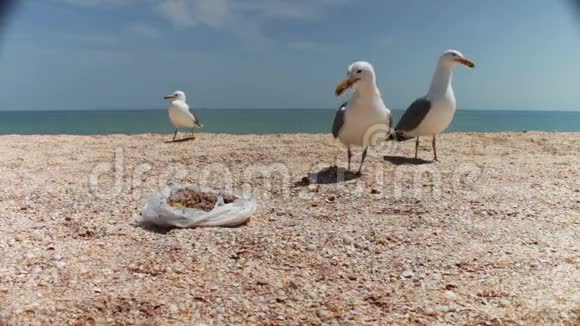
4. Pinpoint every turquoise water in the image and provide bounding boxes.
[0,109,578,135]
